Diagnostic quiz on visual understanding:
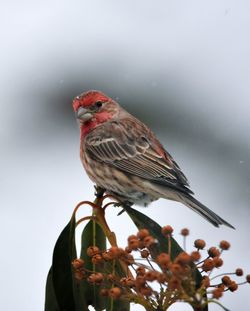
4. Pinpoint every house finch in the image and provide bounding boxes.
[72,90,234,228]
